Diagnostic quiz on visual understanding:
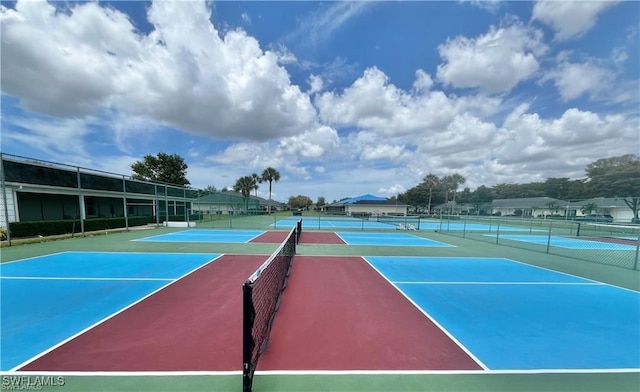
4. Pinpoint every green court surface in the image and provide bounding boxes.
[2,214,639,392]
